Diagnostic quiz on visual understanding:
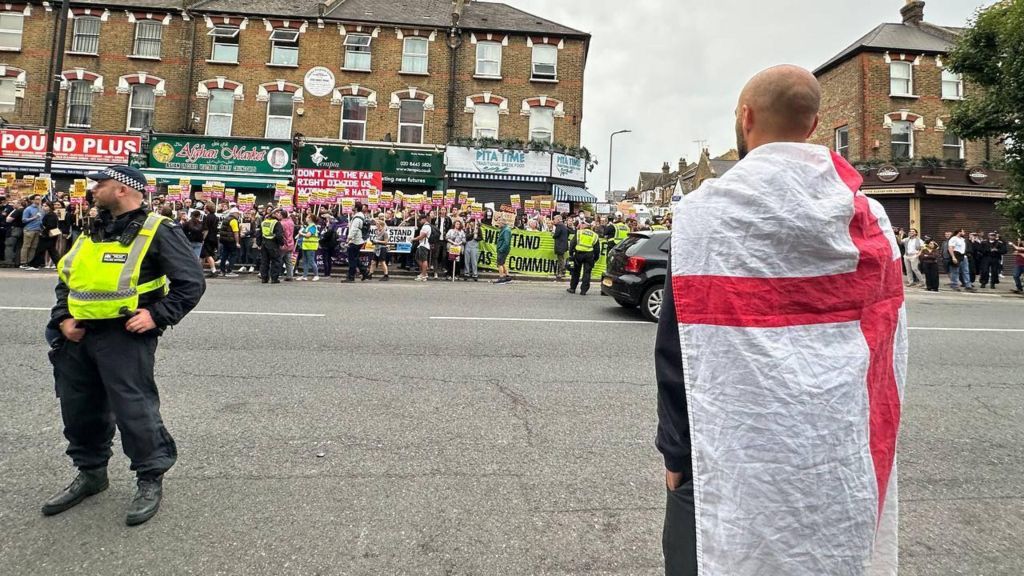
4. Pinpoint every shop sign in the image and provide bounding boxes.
[149,135,292,176]
[0,129,141,164]
[445,147,551,177]
[294,168,383,197]
[966,166,988,185]
[876,165,900,183]
[298,144,443,187]
[552,153,586,183]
